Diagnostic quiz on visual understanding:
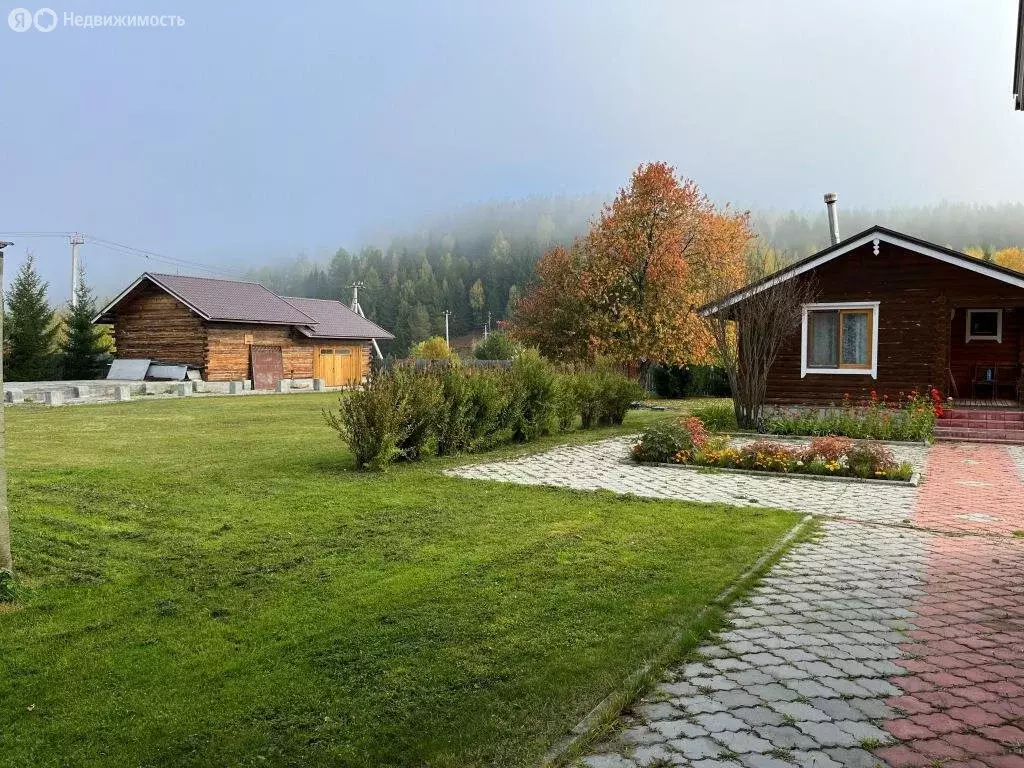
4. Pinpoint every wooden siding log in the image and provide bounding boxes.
[763,243,1024,405]
[111,282,206,368]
